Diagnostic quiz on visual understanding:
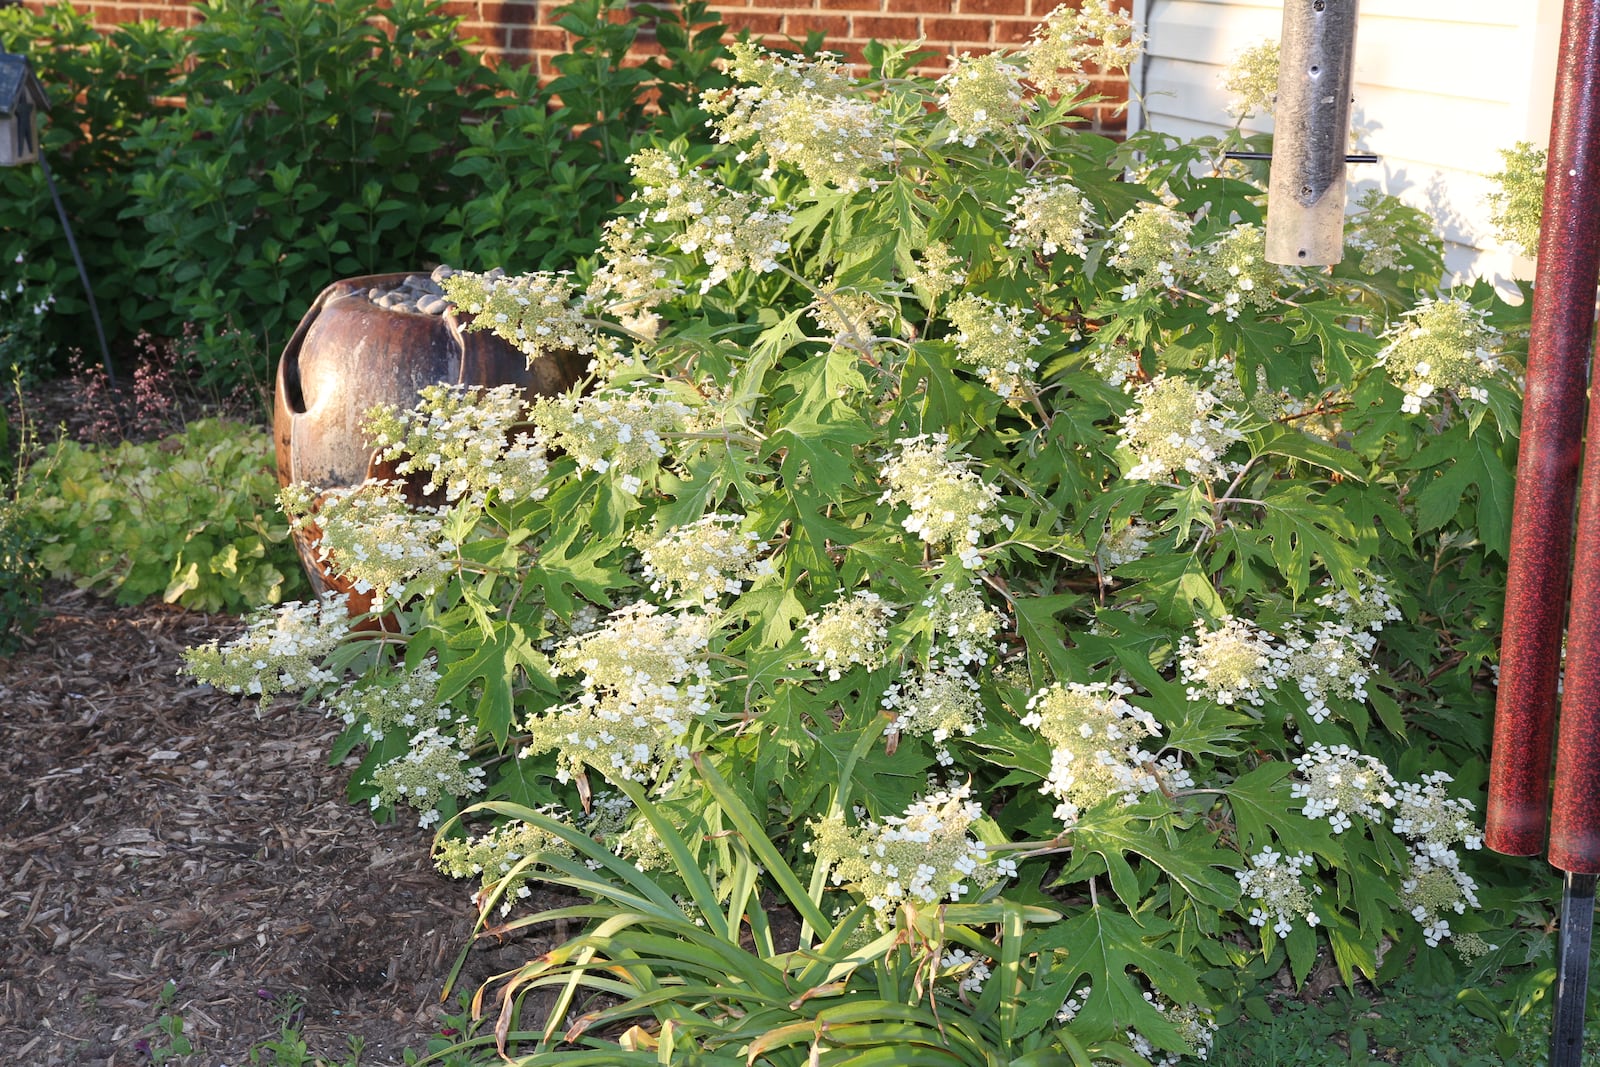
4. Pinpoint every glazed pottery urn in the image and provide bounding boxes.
[273,269,584,613]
